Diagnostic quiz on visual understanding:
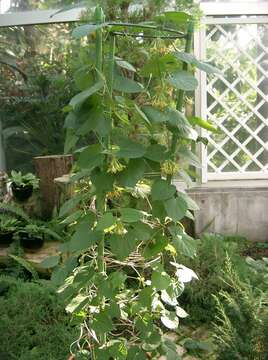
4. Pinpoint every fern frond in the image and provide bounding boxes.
[9,254,39,280]
[0,203,30,222]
